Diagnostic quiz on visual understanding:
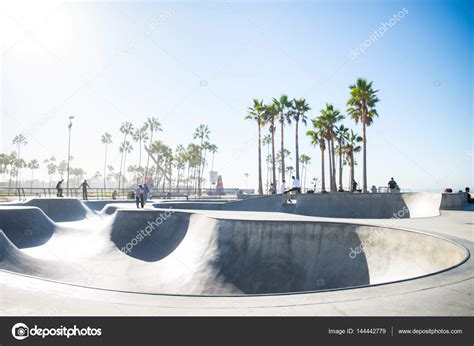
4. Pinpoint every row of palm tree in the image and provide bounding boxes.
[246,96,311,194]
[100,121,218,195]
[247,78,379,193]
